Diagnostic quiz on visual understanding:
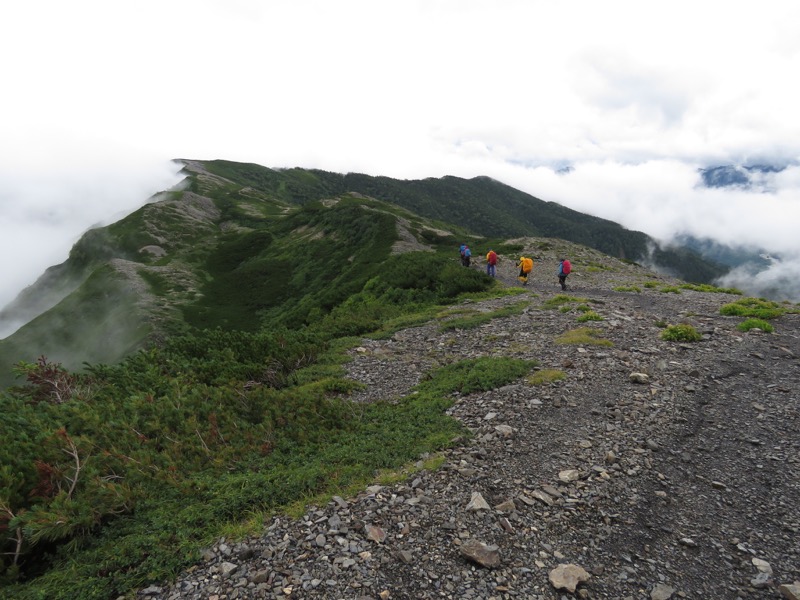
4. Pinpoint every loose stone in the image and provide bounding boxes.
[549,563,591,592]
